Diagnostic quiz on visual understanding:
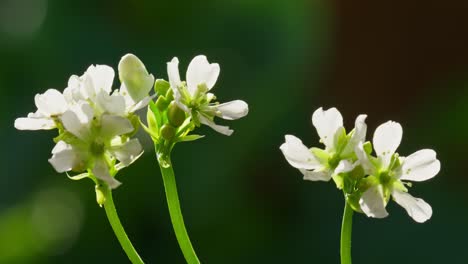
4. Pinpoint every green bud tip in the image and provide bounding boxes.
[155,96,170,112]
[165,87,174,101]
[154,79,170,95]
